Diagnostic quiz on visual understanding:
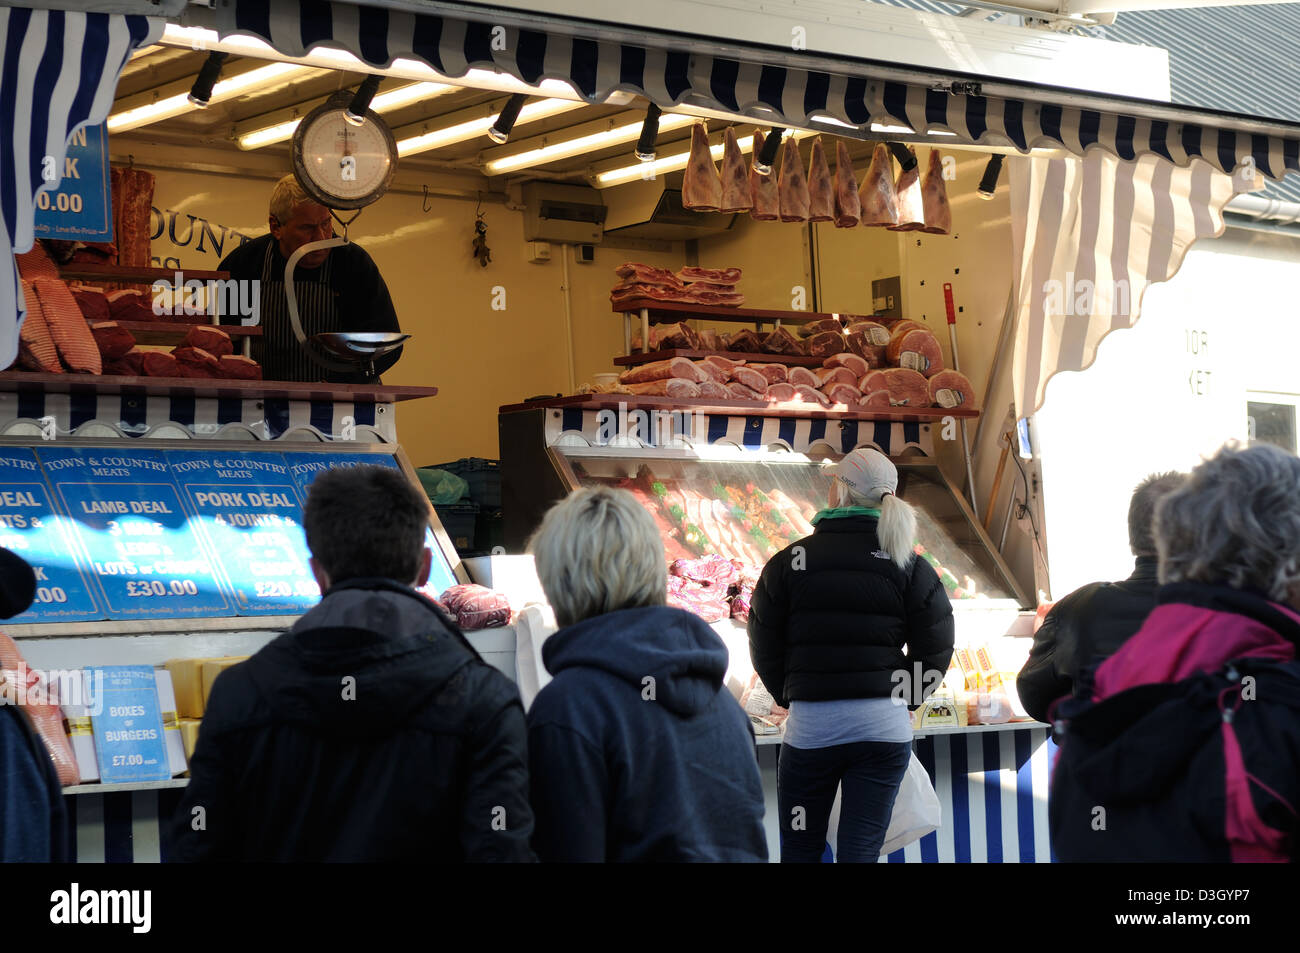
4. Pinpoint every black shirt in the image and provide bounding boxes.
[218,233,402,383]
